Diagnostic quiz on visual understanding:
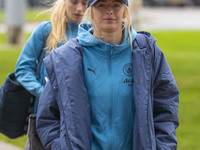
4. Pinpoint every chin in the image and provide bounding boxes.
[102,26,119,32]
[70,18,81,24]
